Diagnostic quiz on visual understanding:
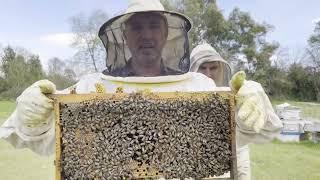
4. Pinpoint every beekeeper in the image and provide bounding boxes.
[190,43,283,180]
[0,0,208,154]
[190,44,232,87]
[0,0,282,179]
